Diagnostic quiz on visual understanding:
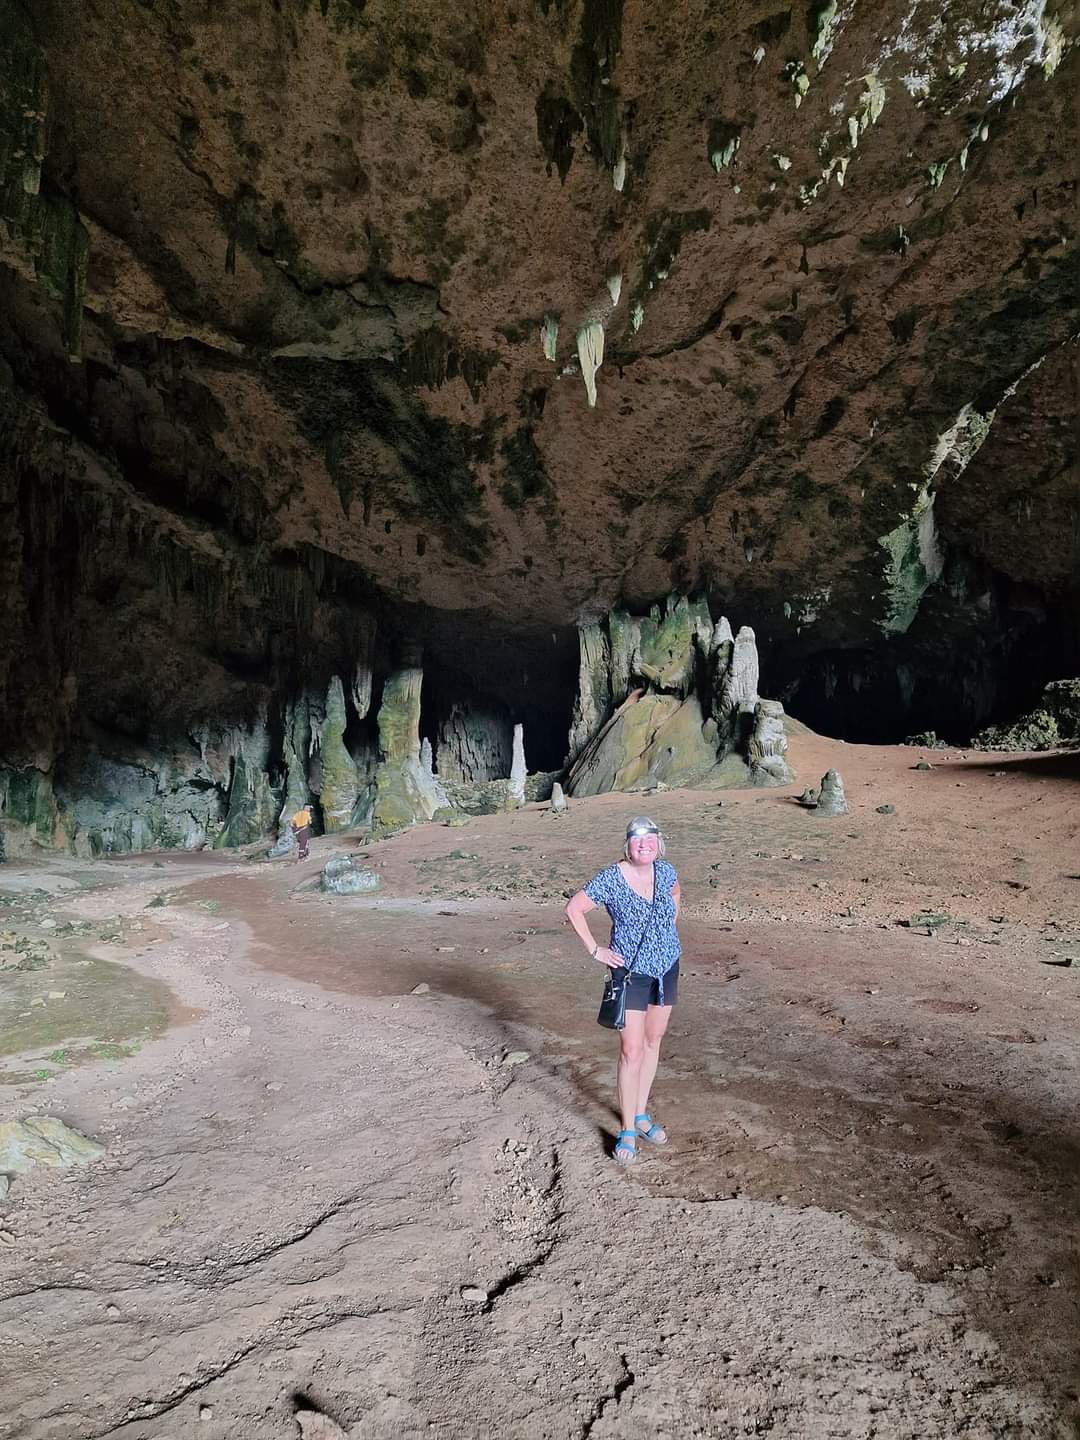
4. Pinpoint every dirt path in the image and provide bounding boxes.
[1,734,1079,1437]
